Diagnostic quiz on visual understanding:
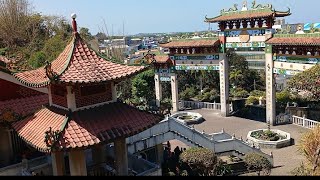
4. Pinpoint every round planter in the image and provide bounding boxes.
[171,112,203,125]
